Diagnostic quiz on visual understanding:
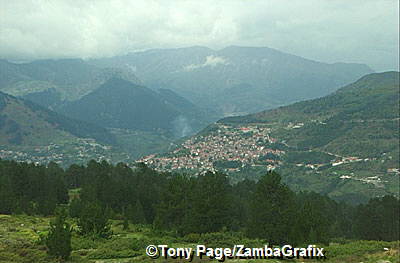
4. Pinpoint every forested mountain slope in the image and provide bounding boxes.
[91,46,373,116]
[222,71,399,160]
[59,78,210,137]
[0,91,129,166]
